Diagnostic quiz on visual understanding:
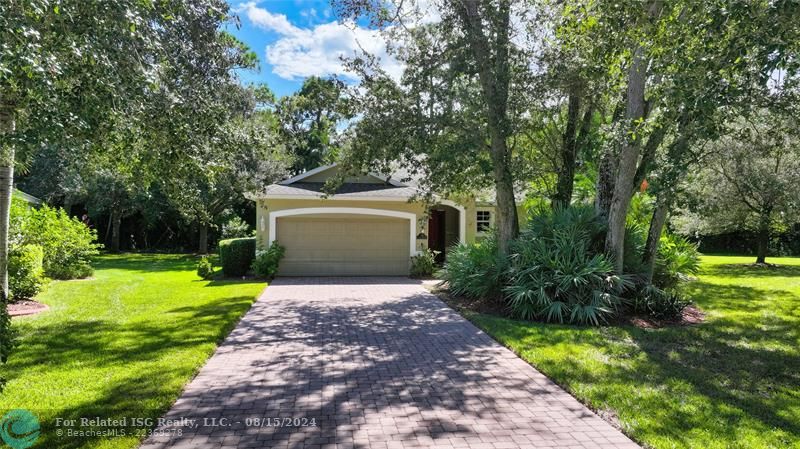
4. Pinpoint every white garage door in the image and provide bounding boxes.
[275,215,410,276]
